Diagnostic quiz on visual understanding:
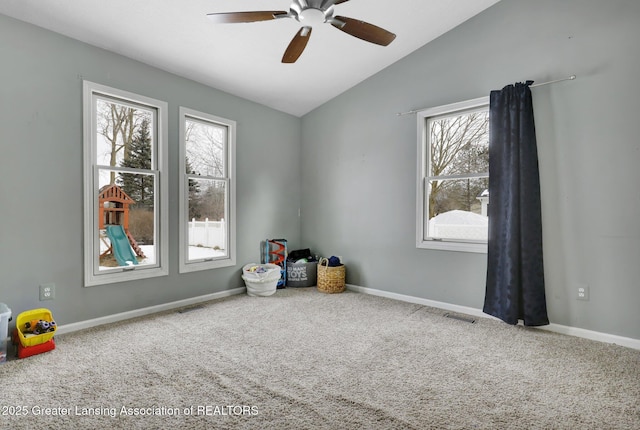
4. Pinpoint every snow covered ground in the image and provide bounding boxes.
[99,245,225,270]
[186,246,226,260]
